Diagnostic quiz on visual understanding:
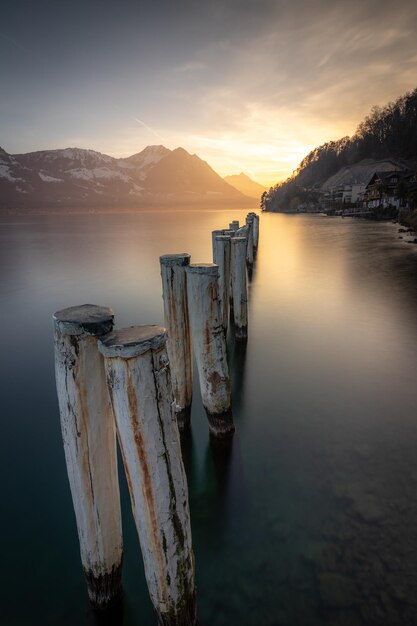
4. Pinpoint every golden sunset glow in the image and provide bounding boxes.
[2,1,417,188]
